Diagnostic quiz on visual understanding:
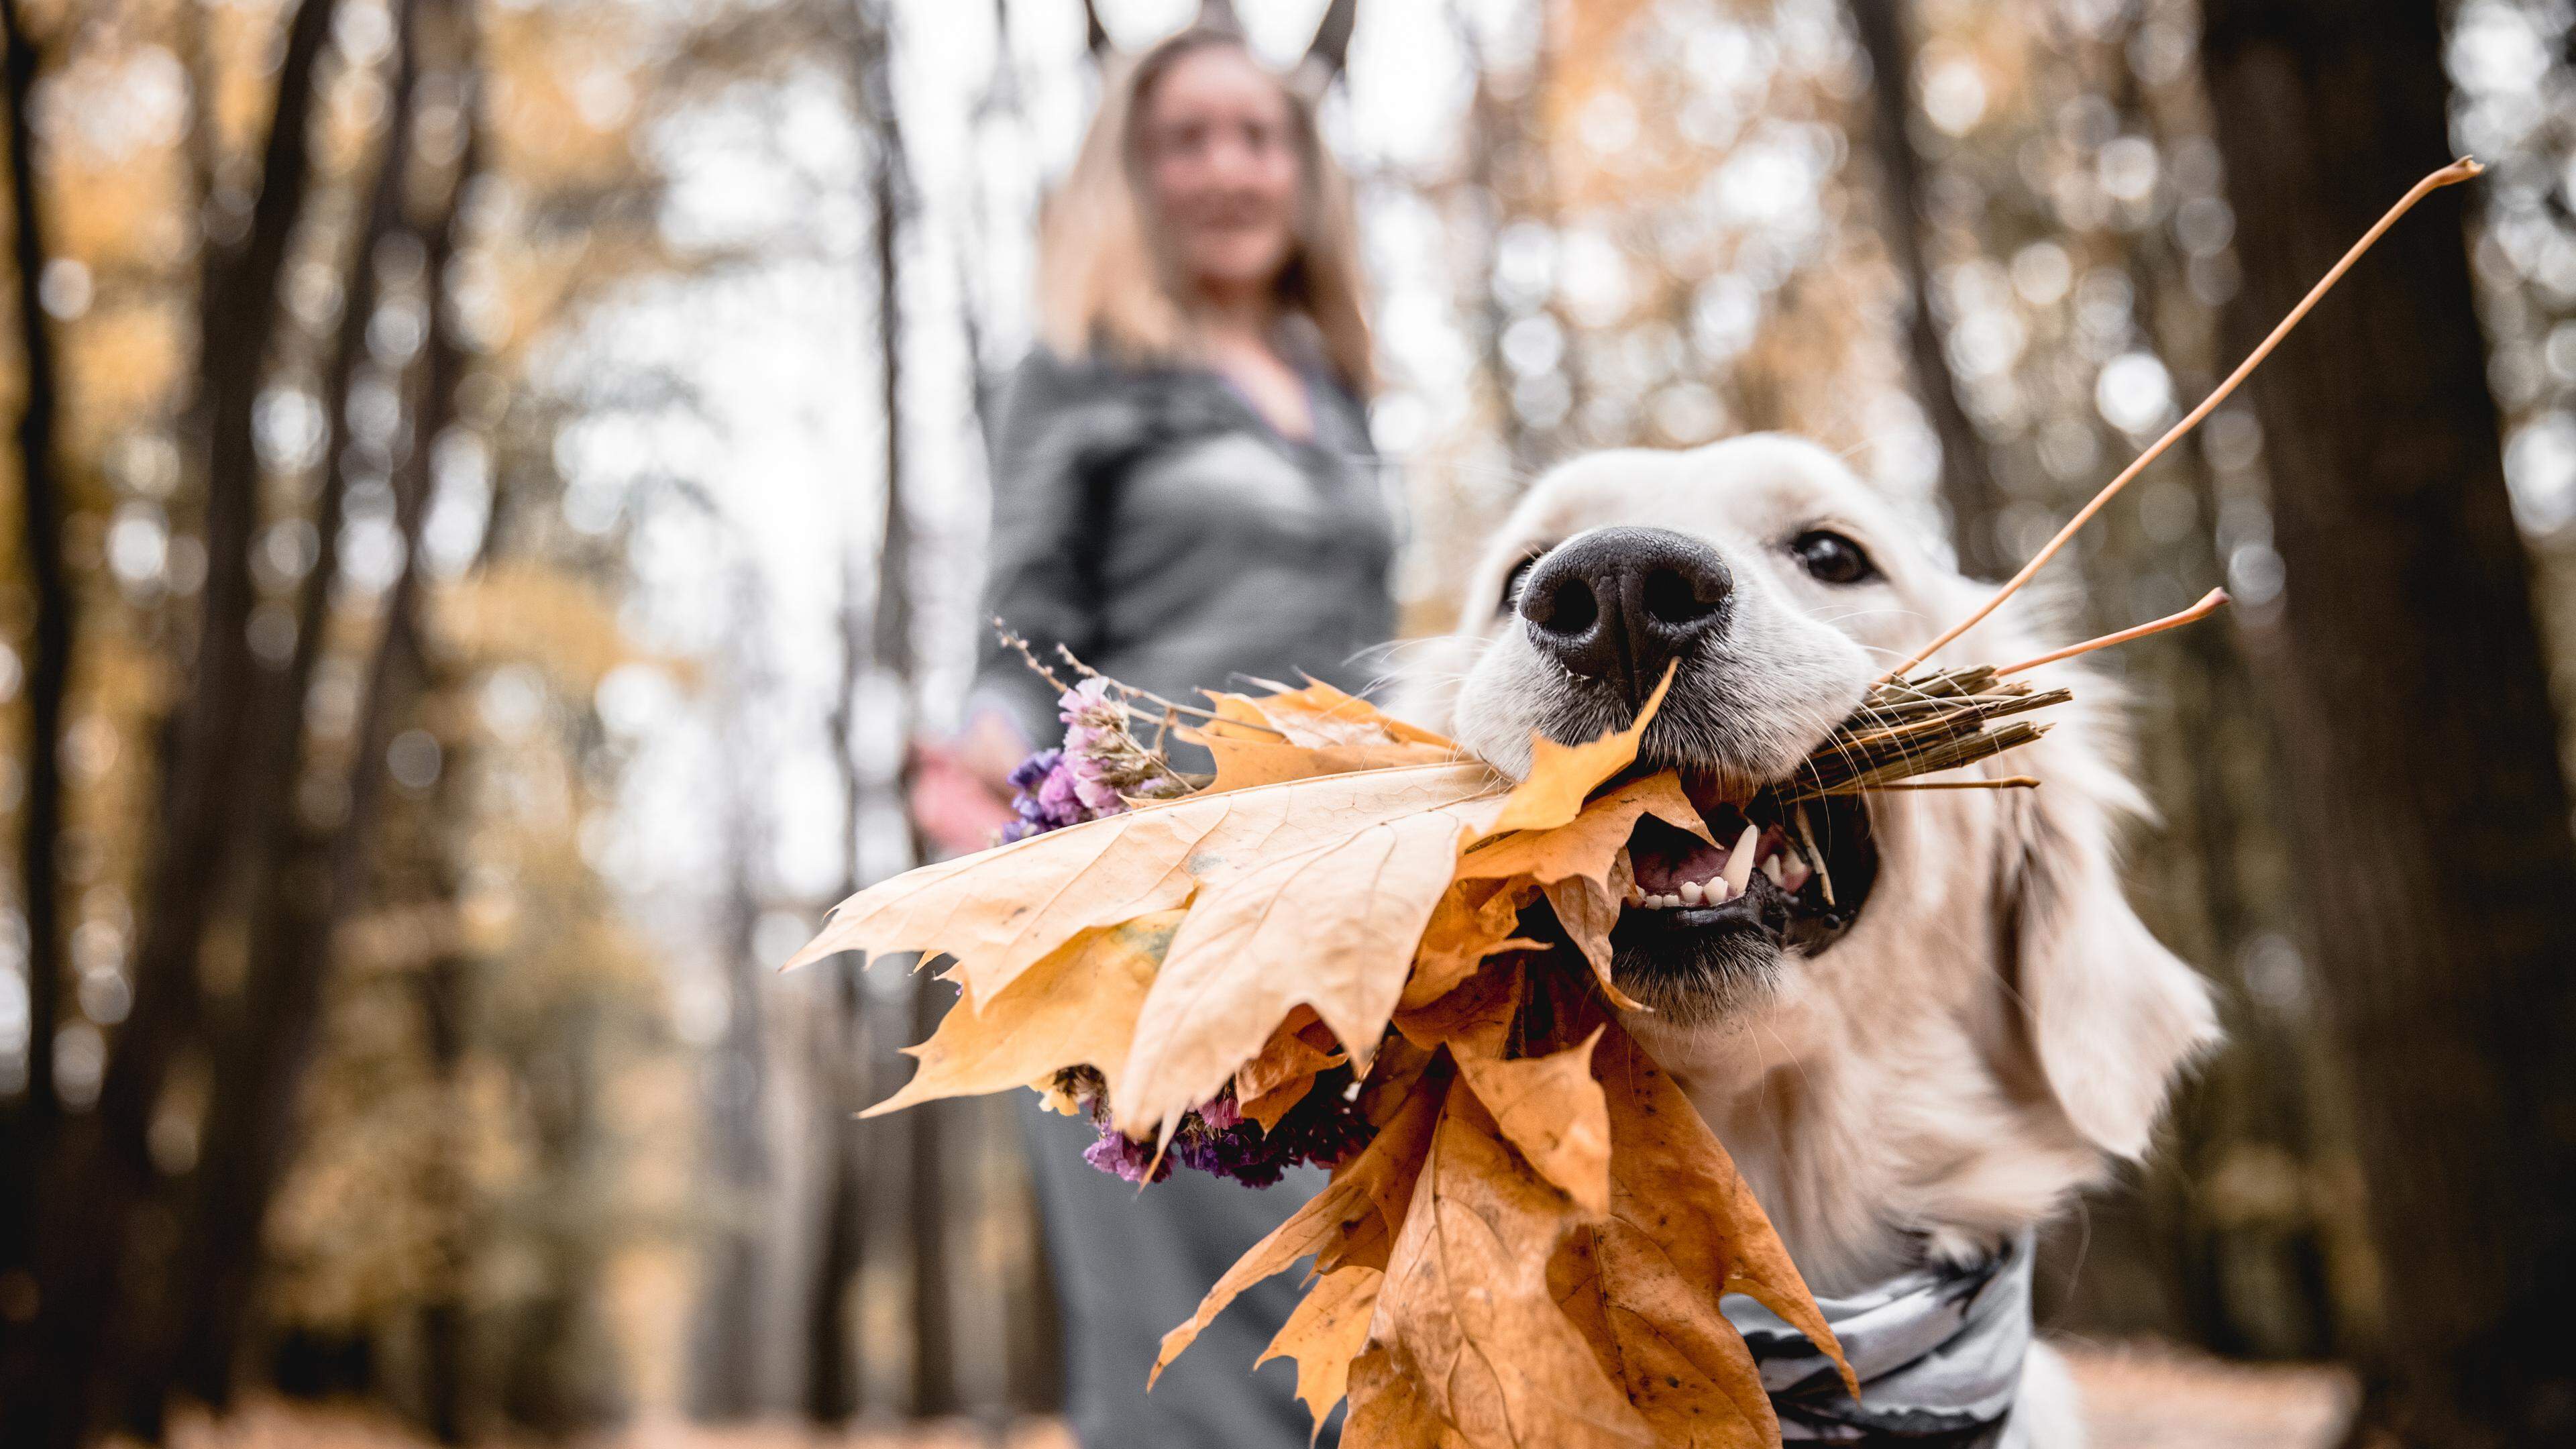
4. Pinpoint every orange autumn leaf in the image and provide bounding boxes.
[1116,790,1508,1138]
[1454,1026,1613,1216]
[1593,1025,1855,1398]
[1544,854,1646,1012]
[1479,664,1676,839]
[1199,735,1461,792]
[1256,1265,1383,1437]
[789,759,1499,1006]
[1222,678,1458,749]
[861,910,1180,1119]
[1392,956,1522,1058]
[1399,878,1542,1010]
[1153,1075,1448,1382]
[1552,1222,1778,1447]
[1458,769,1709,888]
[1342,1346,1468,1449]
[1192,694,1459,794]
[1236,1010,1348,1132]
[1373,1091,1655,1446]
